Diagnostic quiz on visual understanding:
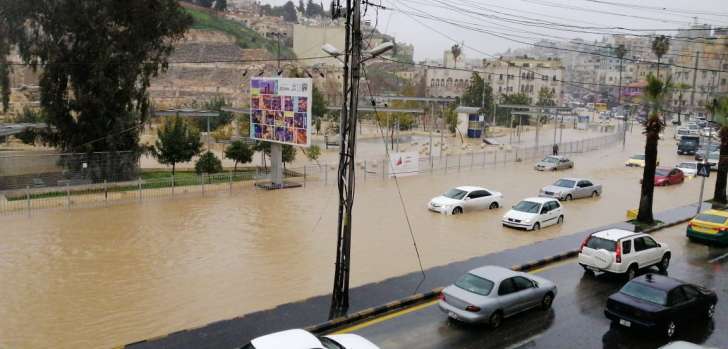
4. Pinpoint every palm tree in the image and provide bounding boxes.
[637,73,672,224]
[673,83,691,126]
[451,44,462,68]
[710,97,728,204]
[651,35,670,80]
